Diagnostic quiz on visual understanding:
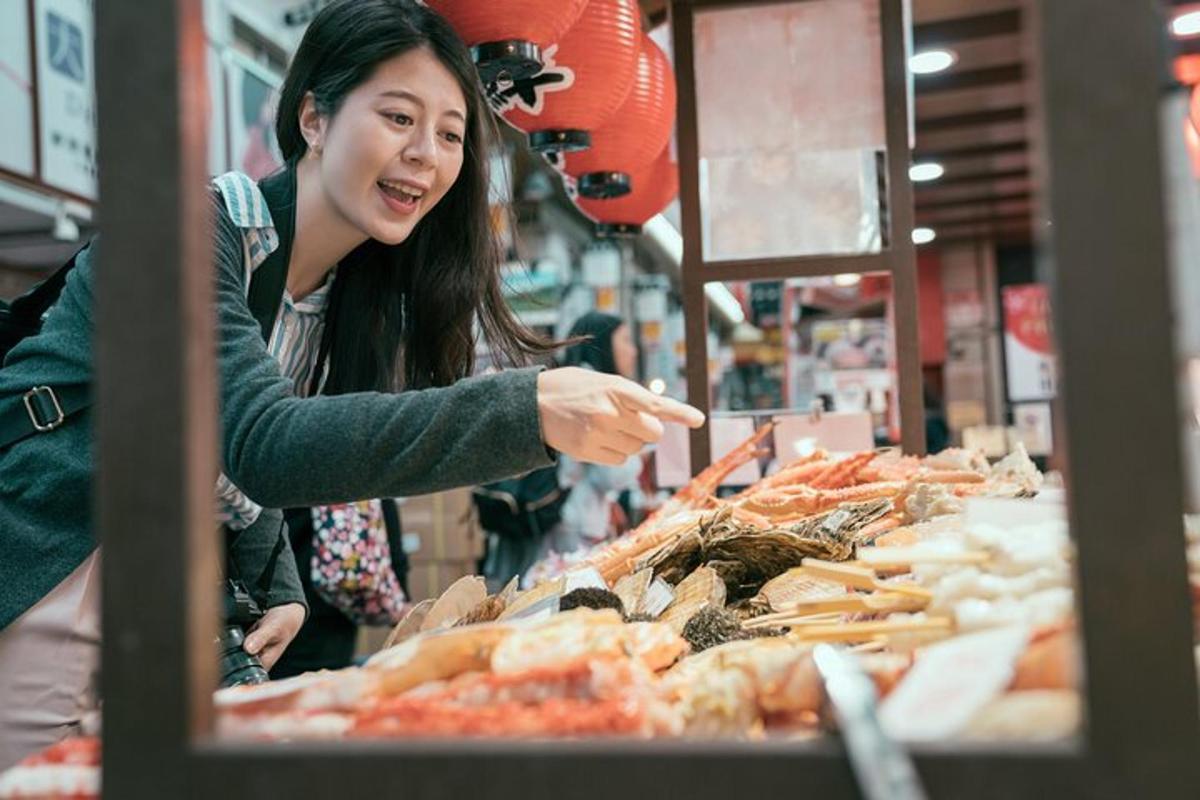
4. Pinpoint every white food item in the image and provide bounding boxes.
[962,690,1080,741]
[908,515,1074,635]
[216,711,353,741]
[0,764,100,798]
